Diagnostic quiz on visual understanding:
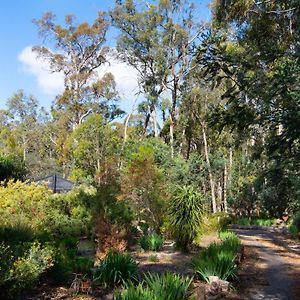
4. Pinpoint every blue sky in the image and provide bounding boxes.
[0,0,211,113]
